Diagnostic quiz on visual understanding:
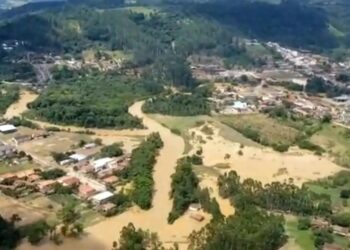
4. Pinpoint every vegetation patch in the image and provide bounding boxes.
[27,74,163,129]
[0,84,19,114]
